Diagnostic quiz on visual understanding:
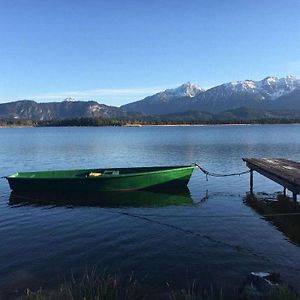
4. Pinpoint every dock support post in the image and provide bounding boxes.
[250,170,253,194]
[293,193,297,202]
[283,187,286,196]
